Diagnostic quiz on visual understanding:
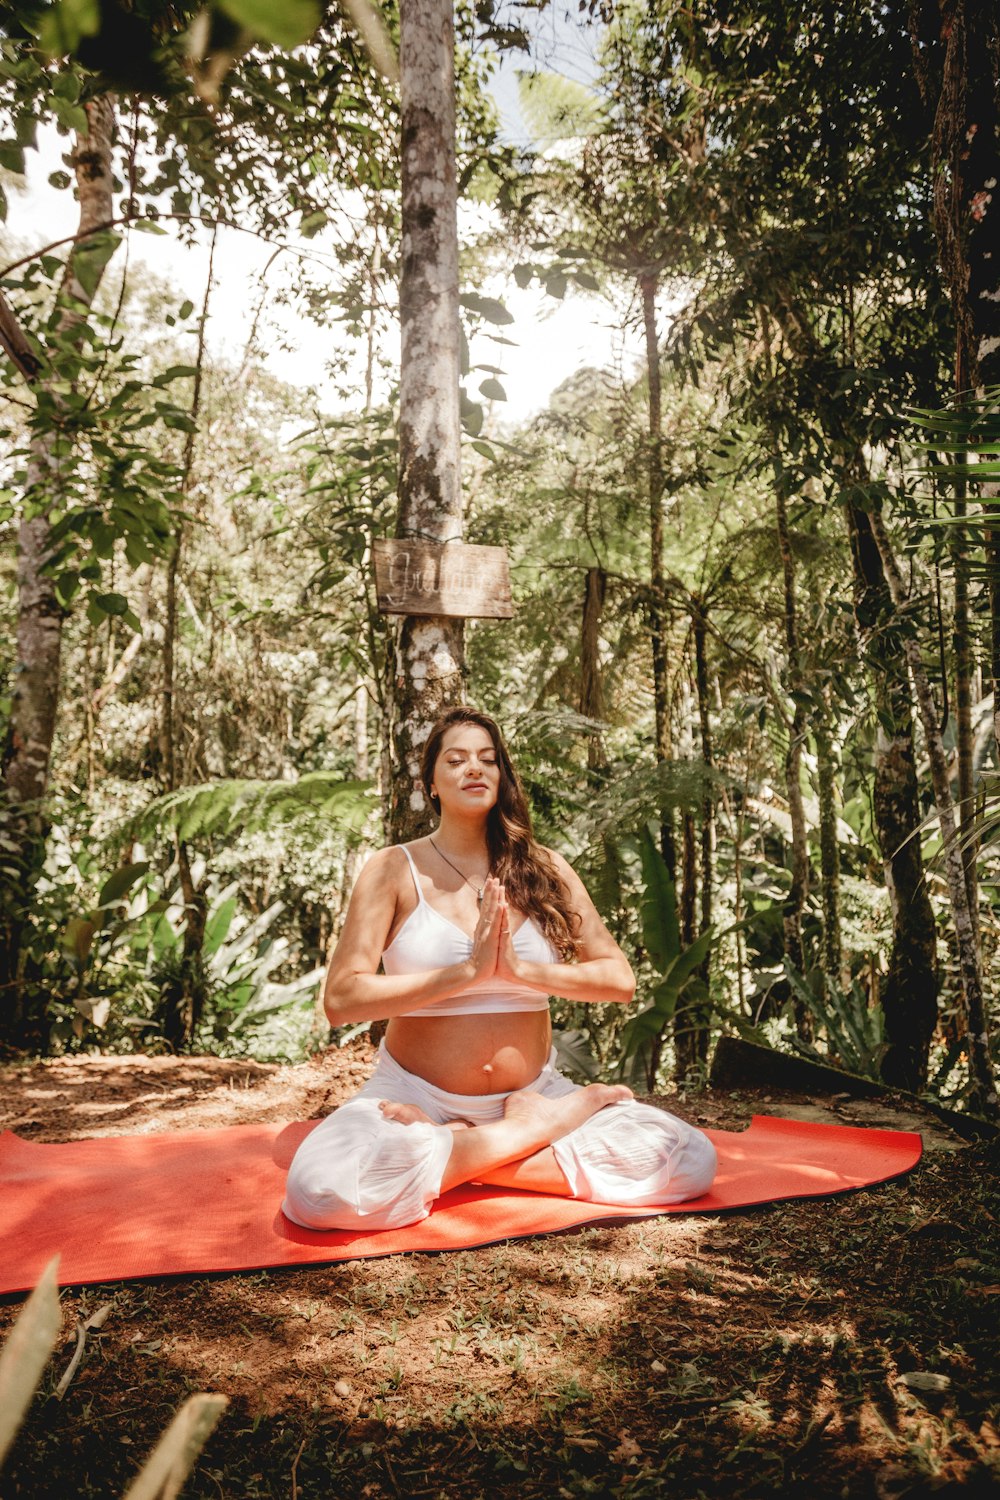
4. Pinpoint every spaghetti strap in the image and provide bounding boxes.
[398,844,426,905]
